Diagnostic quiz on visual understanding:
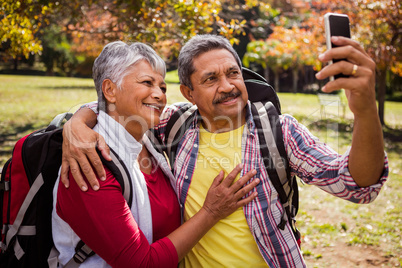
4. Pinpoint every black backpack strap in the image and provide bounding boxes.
[242,67,281,114]
[163,104,198,168]
[102,148,133,206]
[66,148,133,266]
[145,128,165,155]
[250,101,298,233]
